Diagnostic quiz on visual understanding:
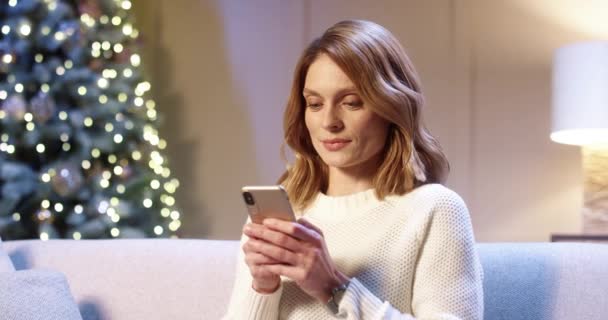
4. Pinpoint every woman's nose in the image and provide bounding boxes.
[321,106,344,131]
